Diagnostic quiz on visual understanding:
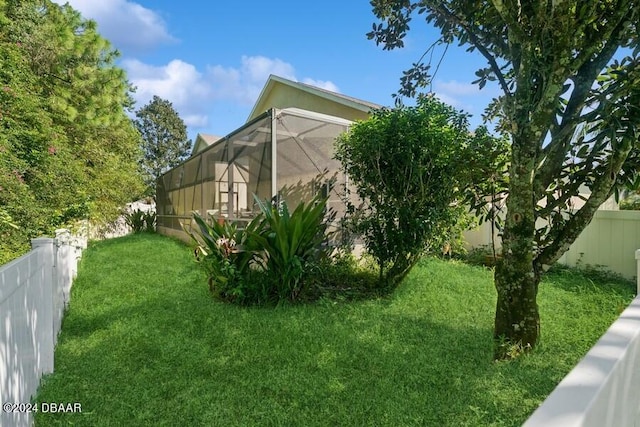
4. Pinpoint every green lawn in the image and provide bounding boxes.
[34,233,636,426]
